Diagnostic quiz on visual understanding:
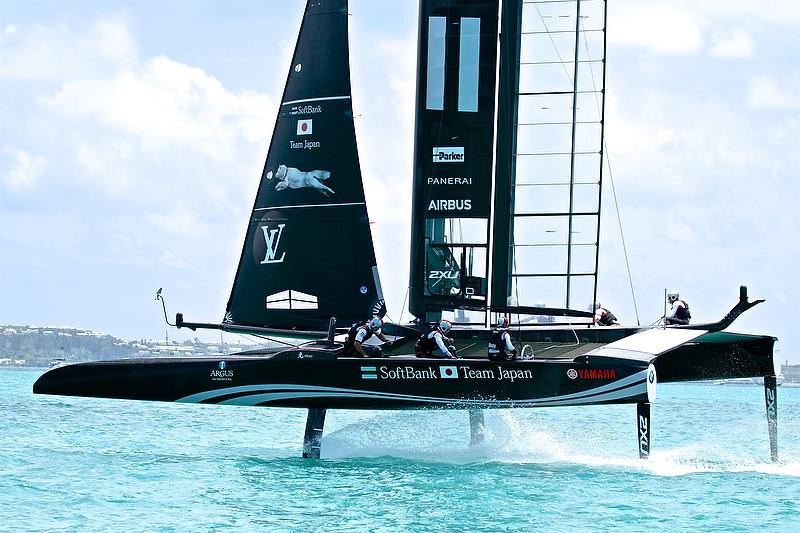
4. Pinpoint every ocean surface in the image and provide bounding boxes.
[2,368,799,532]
